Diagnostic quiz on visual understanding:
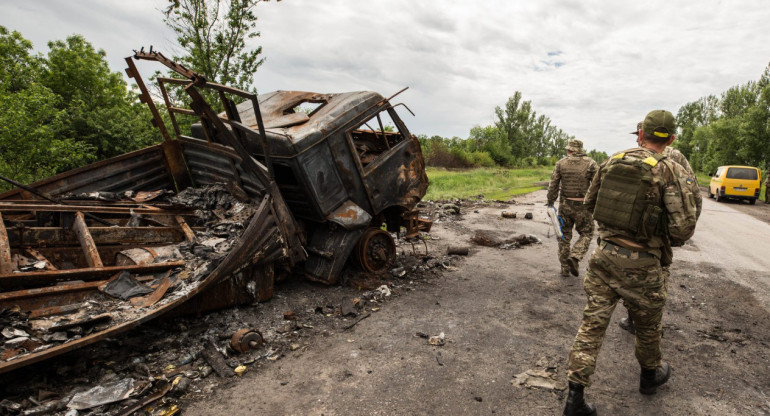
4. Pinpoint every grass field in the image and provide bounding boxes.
[424,167,552,201]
